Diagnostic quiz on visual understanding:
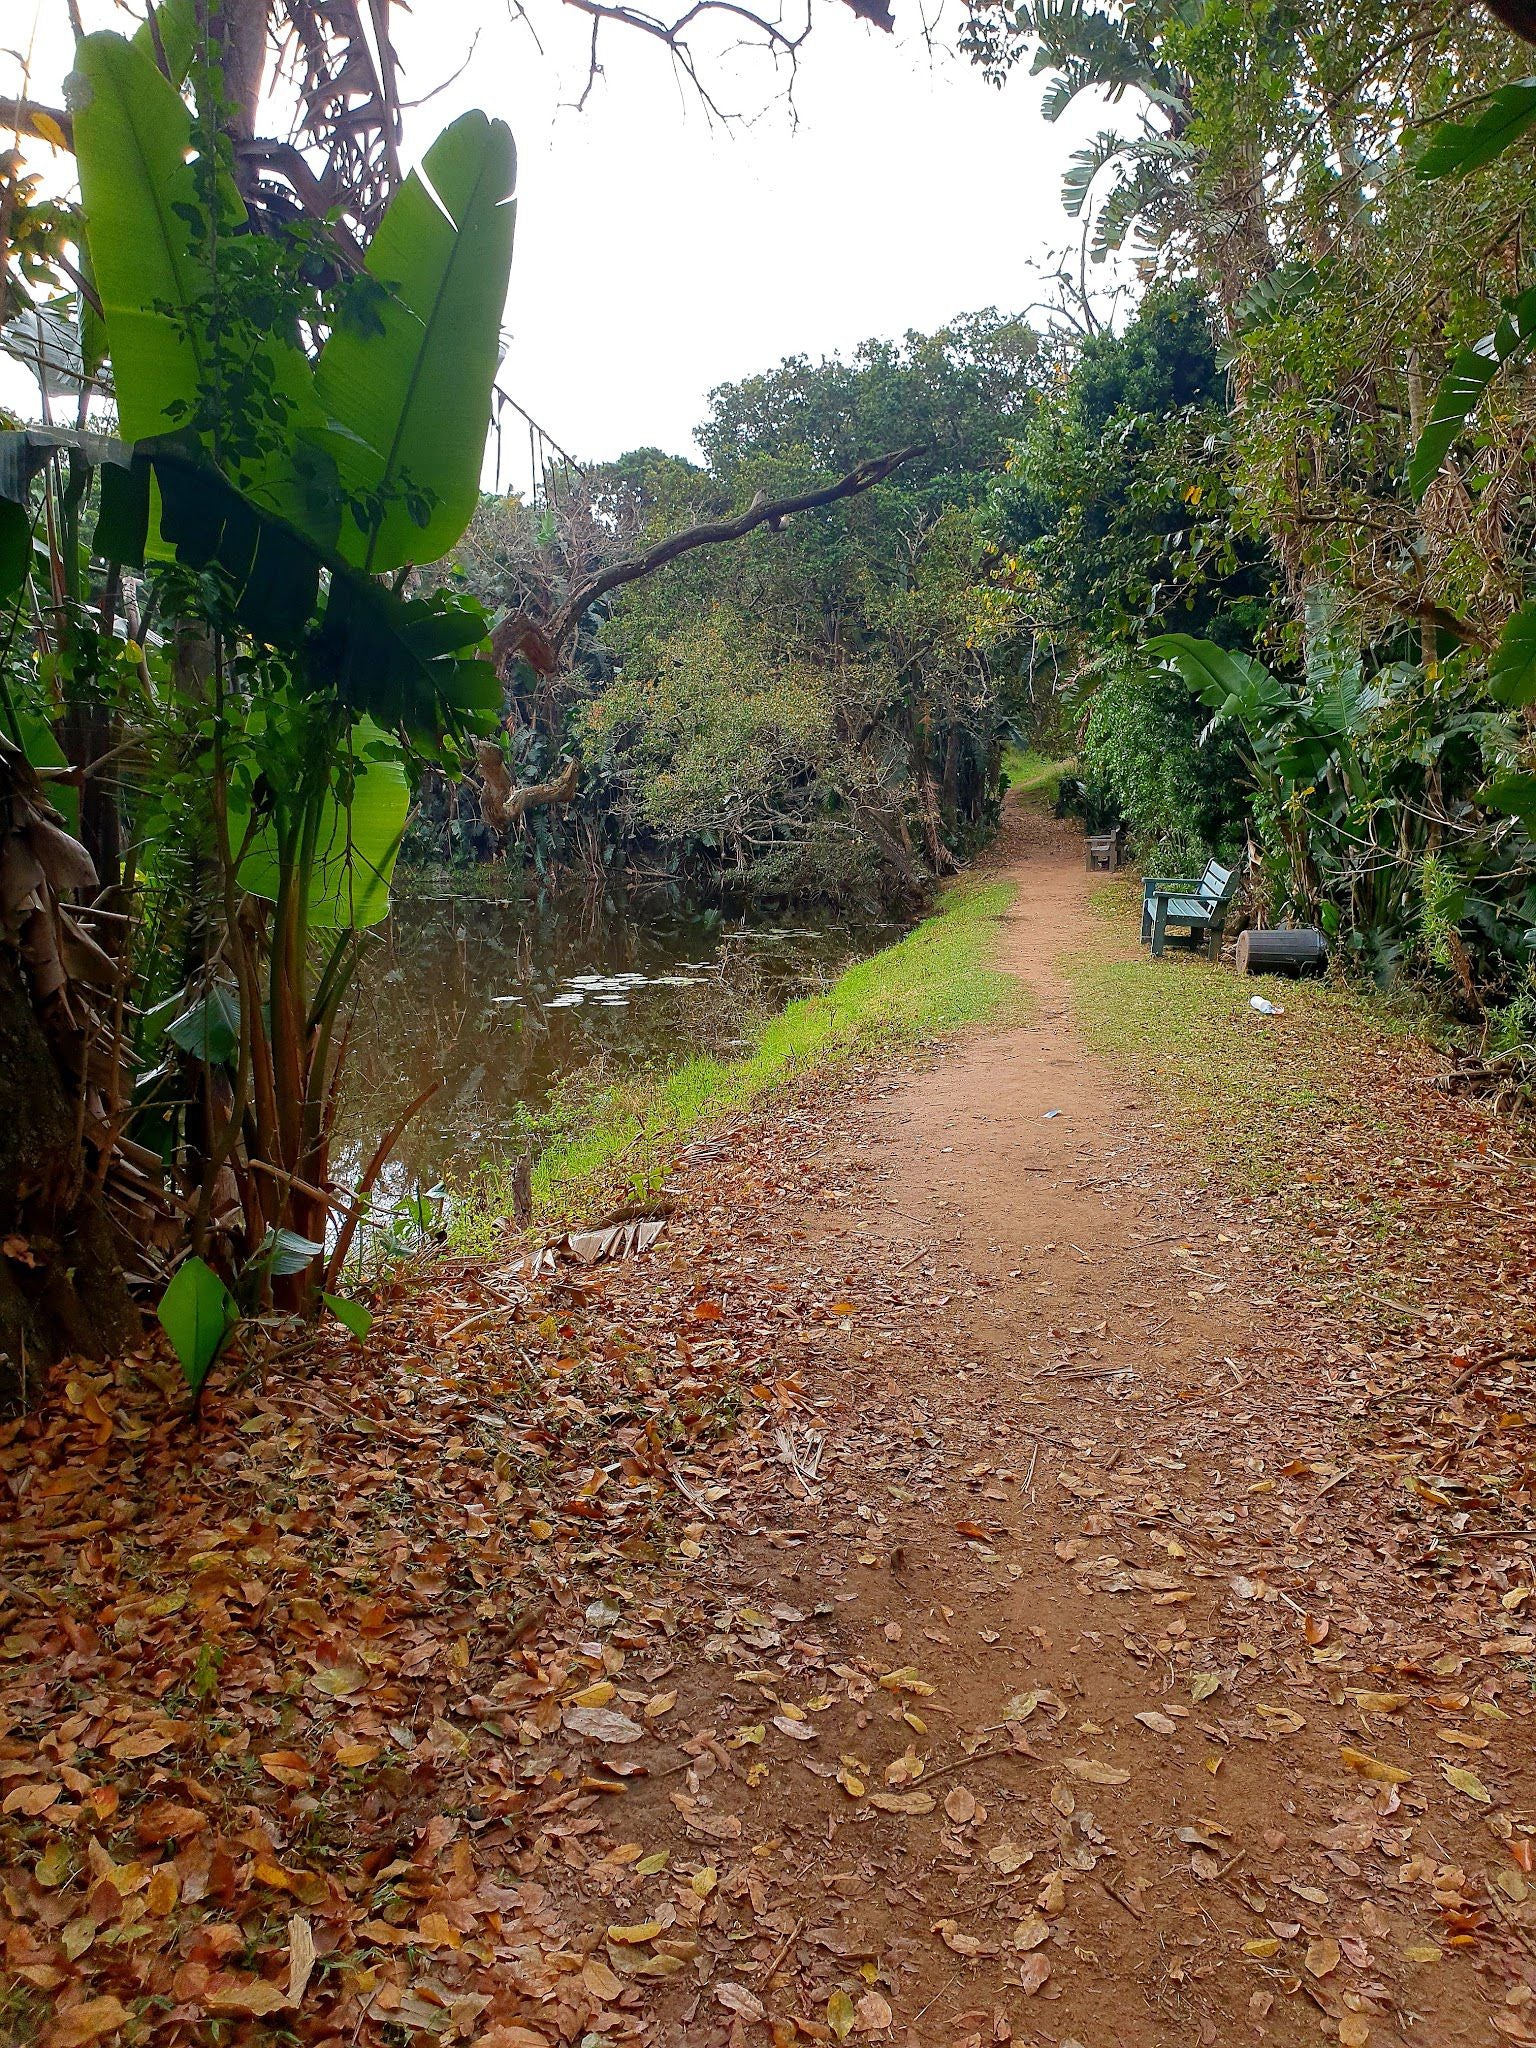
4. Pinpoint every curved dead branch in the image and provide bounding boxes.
[532,443,925,670]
